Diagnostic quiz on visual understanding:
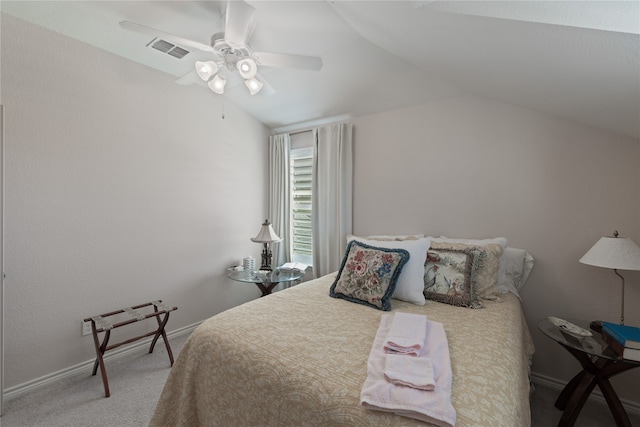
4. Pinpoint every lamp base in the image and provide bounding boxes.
[589,320,603,333]
[261,244,273,271]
